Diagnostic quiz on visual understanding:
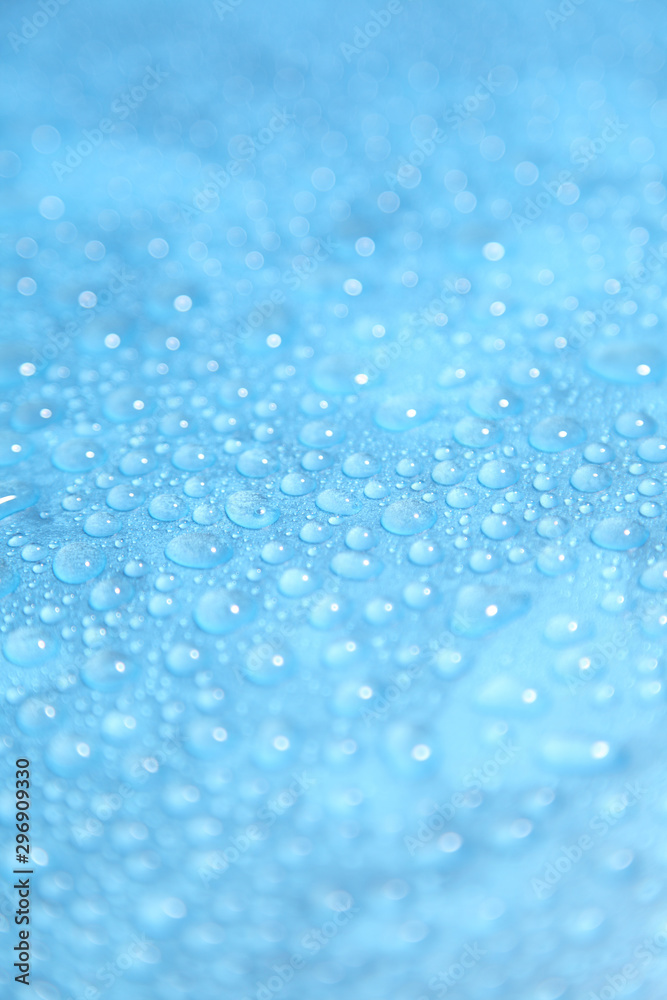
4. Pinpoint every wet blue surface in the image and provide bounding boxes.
[2,0,667,998]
